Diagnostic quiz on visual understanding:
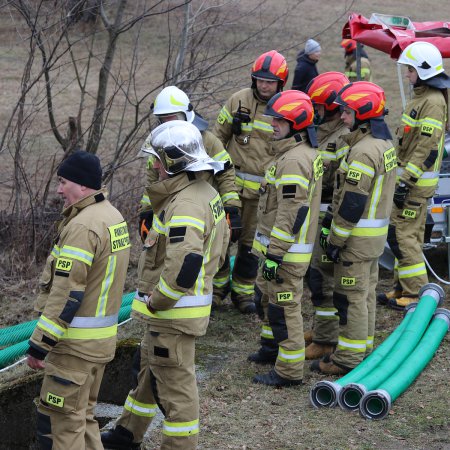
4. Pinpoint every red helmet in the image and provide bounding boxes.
[265,90,314,131]
[307,72,350,112]
[251,50,289,87]
[341,39,357,53]
[334,81,386,121]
